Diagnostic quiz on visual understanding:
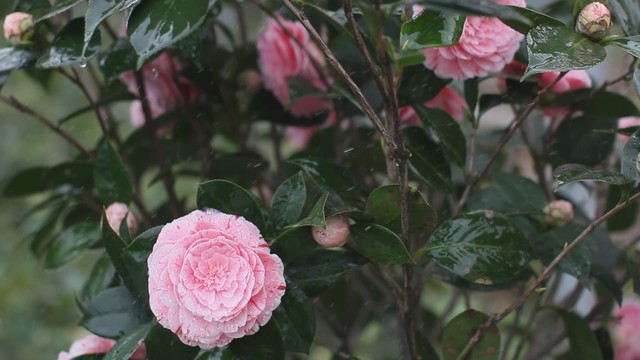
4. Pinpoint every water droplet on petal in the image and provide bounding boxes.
[151,68,159,77]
